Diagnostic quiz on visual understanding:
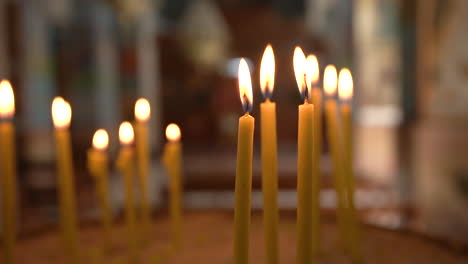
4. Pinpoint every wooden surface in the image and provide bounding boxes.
[3,210,467,264]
